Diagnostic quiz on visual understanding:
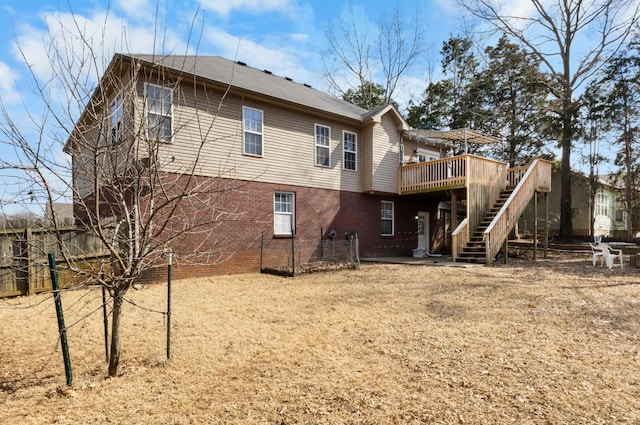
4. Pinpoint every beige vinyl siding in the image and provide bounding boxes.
[400,141,441,165]
[72,143,95,199]
[370,113,401,194]
[144,80,364,193]
[71,70,138,200]
[361,125,375,192]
